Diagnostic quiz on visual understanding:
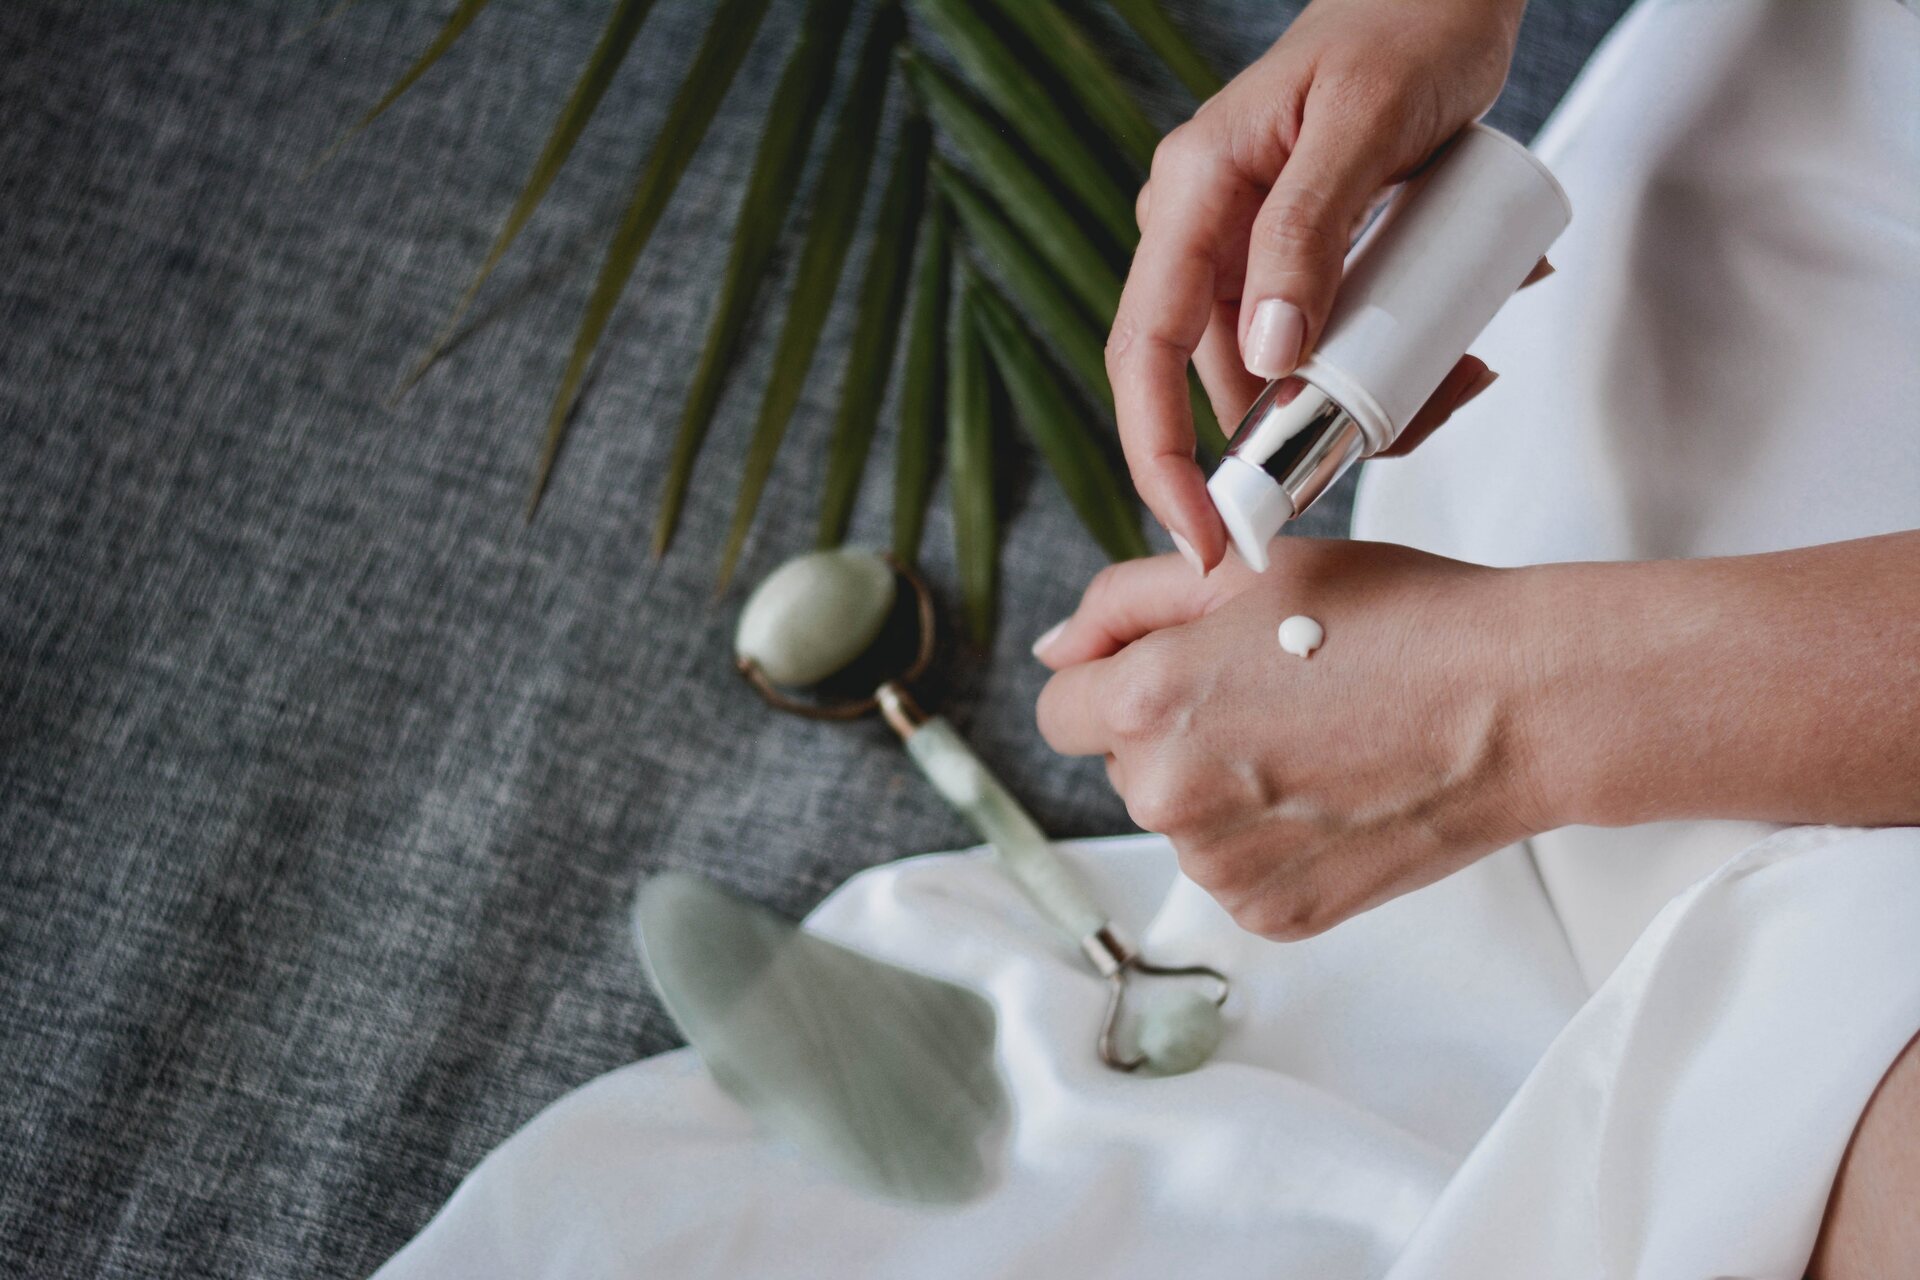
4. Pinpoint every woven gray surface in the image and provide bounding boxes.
[0,2,1630,1275]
